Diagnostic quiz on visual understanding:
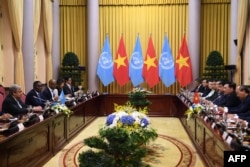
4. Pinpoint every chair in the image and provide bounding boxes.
[0,86,6,99]
[0,93,4,111]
